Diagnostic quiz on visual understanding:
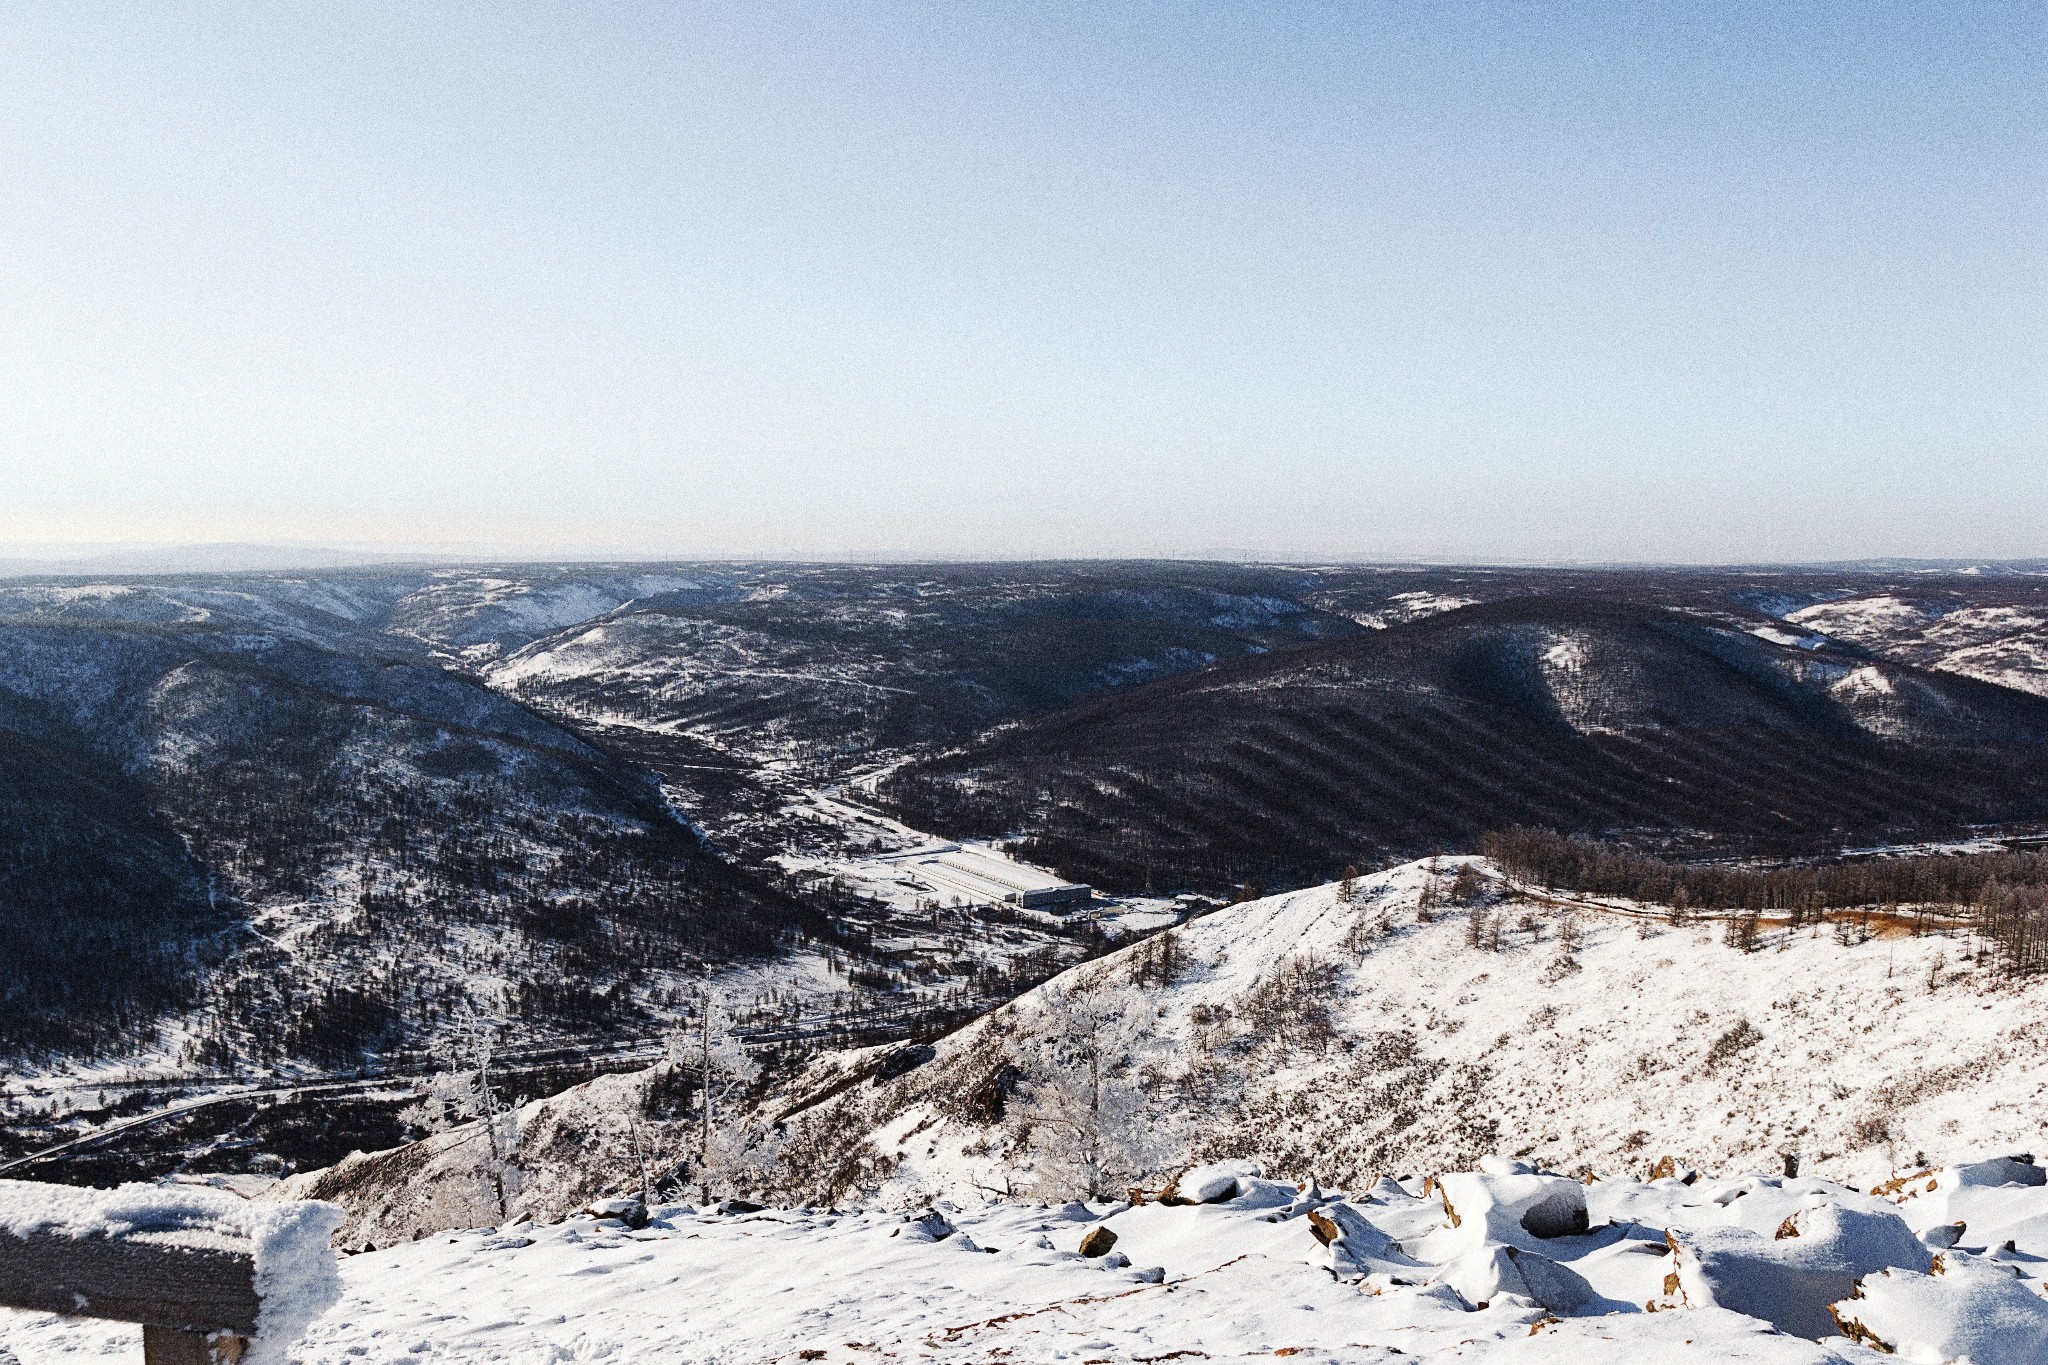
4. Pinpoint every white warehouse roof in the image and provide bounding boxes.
[875,844,1091,909]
